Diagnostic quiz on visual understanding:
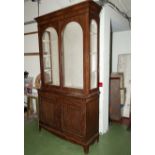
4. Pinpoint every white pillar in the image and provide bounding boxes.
[99,6,110,134]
